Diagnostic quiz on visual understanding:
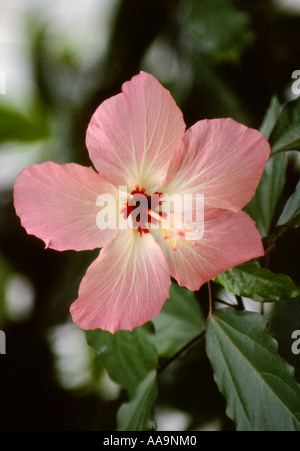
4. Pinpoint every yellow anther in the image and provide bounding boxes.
[146,204,199,251]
